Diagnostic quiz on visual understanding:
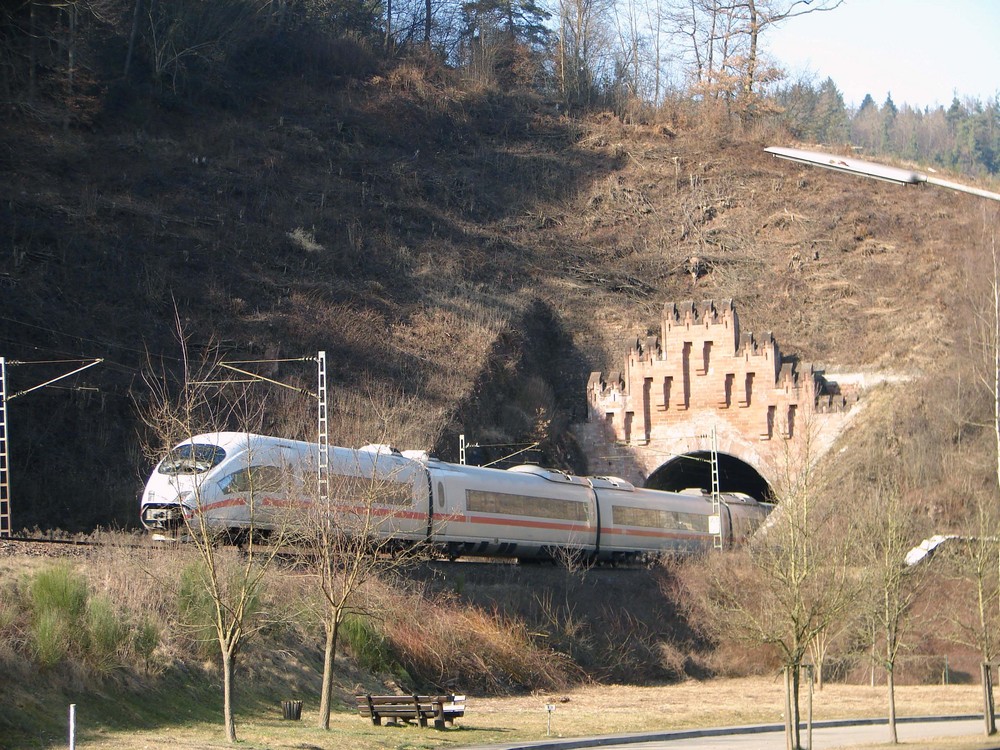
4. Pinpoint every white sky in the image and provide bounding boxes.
[765,0,1000,110]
